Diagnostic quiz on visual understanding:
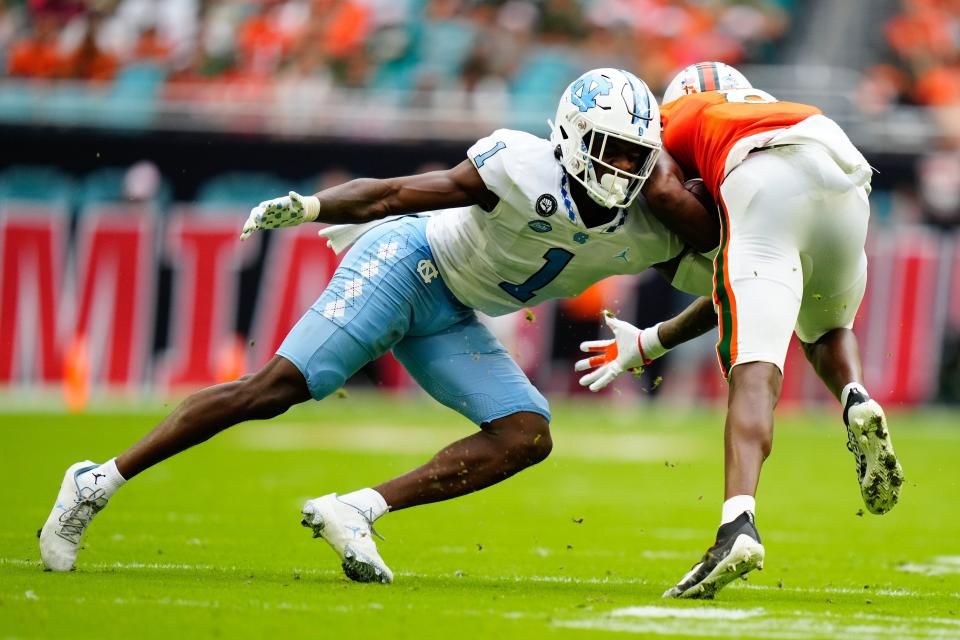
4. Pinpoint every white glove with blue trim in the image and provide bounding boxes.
[240,191,321,241]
